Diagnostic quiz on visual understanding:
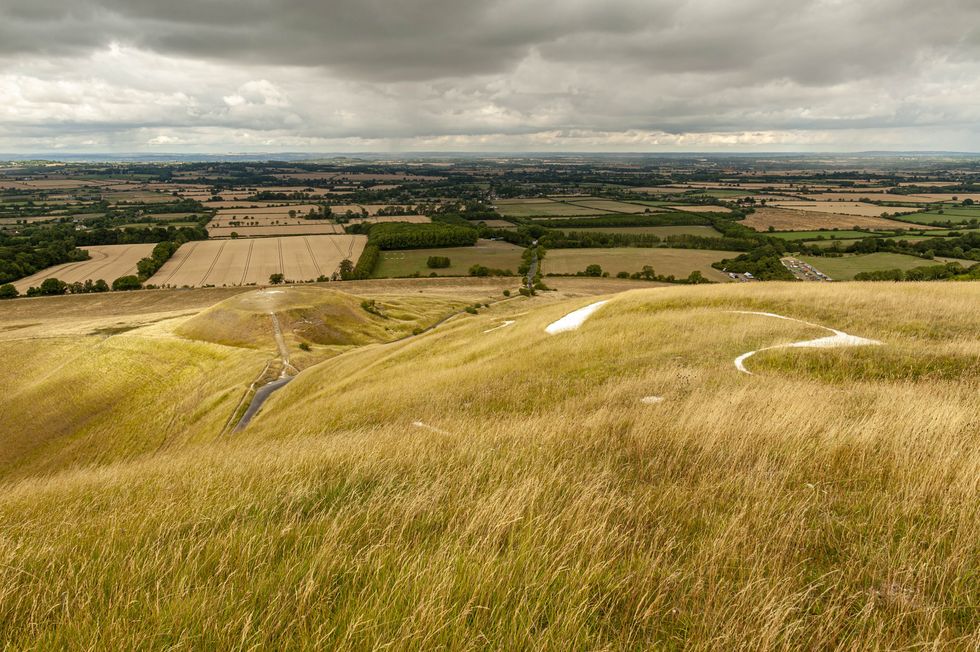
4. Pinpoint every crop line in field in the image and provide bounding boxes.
[304,236,323,278]
[240,239,254,286]
[161,240,199,285]
[60,248,119,284]
[200,240,226,286]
